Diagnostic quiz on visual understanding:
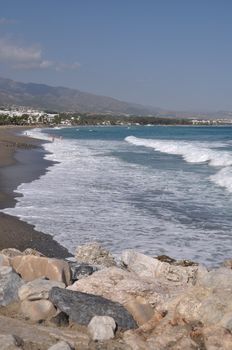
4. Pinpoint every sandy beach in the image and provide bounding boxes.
[0,126,71,258]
